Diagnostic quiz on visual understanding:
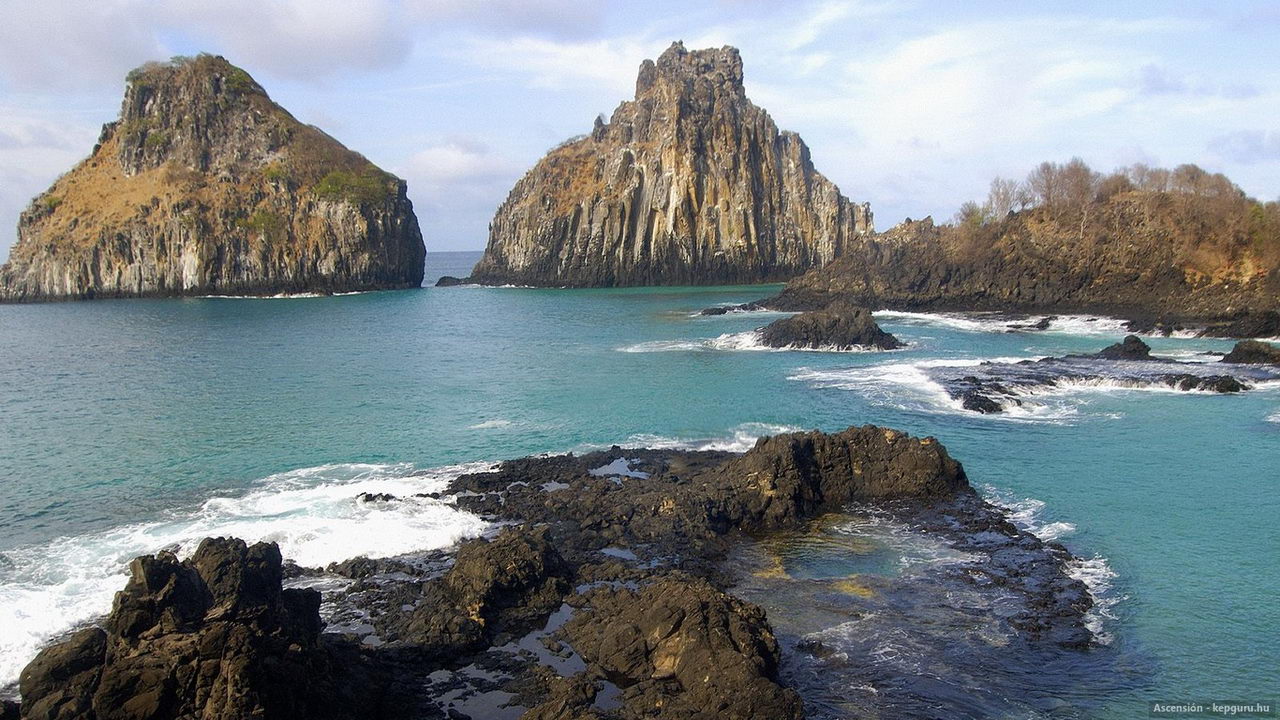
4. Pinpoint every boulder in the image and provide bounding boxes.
[1221,340,1280,364]
[563,575,803,719]
[758,302,903,350]
[17,538,359,720]
[1090,335,1153,360]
